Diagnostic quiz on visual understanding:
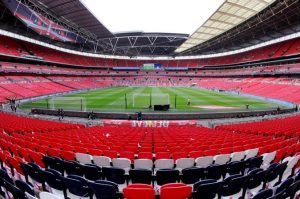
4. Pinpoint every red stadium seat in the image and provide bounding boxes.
[6,155,24,176]
[156,152,170,160]
[172,152,188,161]
[138,152,153,160]
[204,149,219,156]
[123,184,155,199]
[89,149,103,156]
[104,150,118,159]
[61,151,76,161]
[160,183,192,199]
[120,151,135,162]
[189,151,204,159]
[47,148,61,157]
[28,151,45,168]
